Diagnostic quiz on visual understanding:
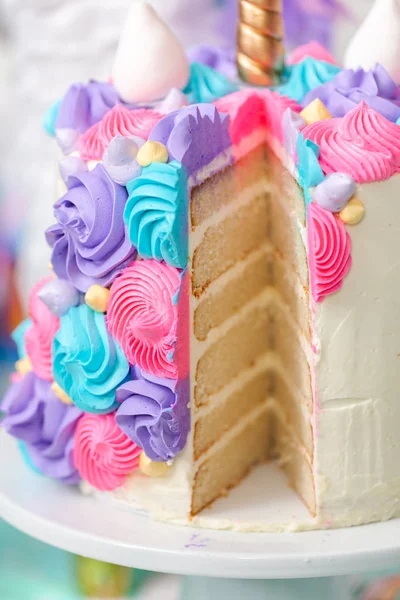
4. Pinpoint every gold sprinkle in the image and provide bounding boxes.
[51,381,73,405]
[300,98,332,125]
[339,197,365,225]
[139,452,169,477]
[85,285,110,313]
[137,141,169,167]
